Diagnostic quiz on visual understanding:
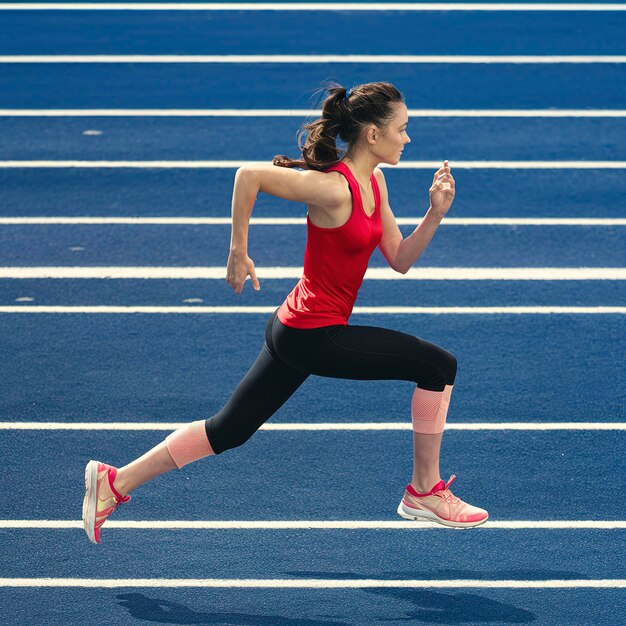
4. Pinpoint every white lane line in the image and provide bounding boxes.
[1,421,623,430]
[0,267,623,280]
[1,306,624,315]
[1,4,625,12]
[1,55,625,64]
[2,160,625,169]
[1,520,624,530]
[2,109,626,117]
[1,217,624,226]
[0,578,624,589]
